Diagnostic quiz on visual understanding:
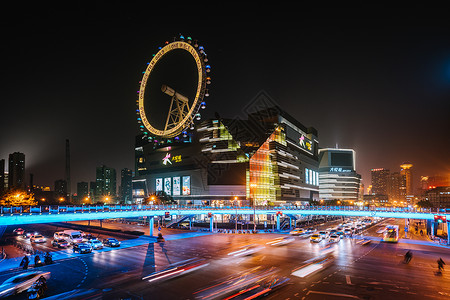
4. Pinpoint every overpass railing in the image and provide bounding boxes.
[0,204,447,216]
